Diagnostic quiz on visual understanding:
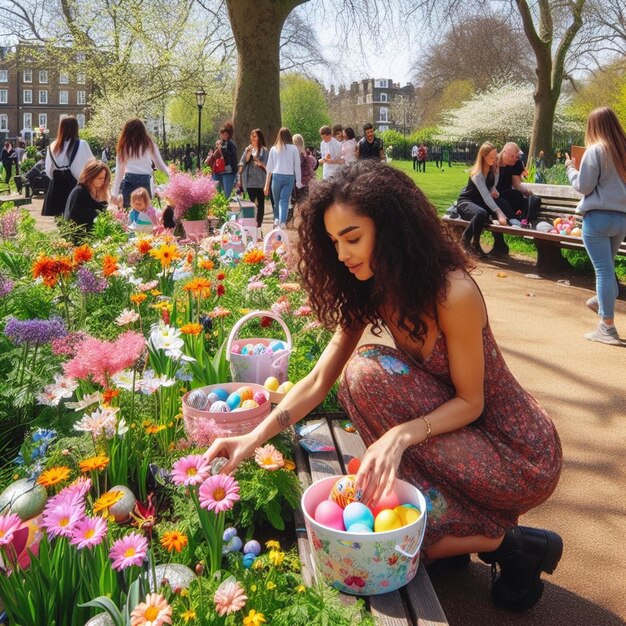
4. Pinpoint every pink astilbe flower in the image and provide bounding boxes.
[214,579,248,616]
[170,454,211,487]
[63,331,145,386]
[0,513,23,547]
[183,415,230,447]
[110,532,148,570]
[164,172,218,220]
[199,474,240,513]
[254,444,285,471]
[130,593,172,626]
[70,516,108,549]
[51,331,88,356]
